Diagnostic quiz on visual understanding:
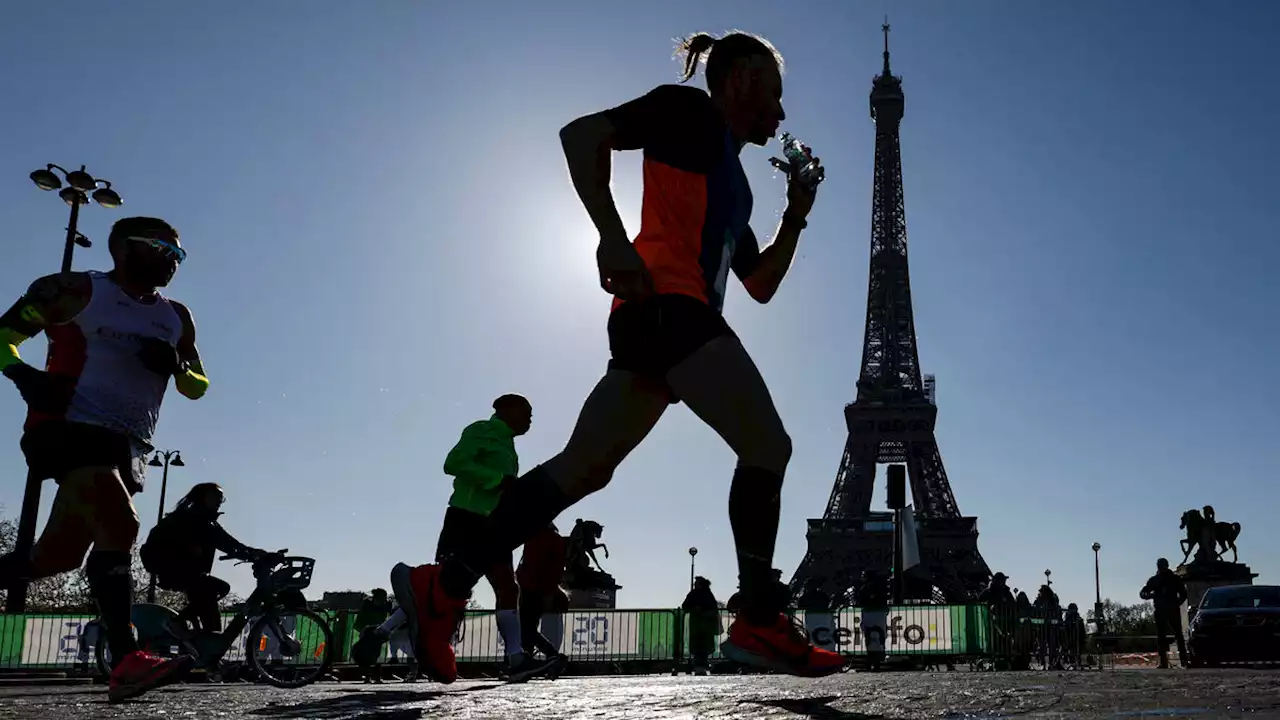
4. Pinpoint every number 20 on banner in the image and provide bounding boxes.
[572,616,610,646]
